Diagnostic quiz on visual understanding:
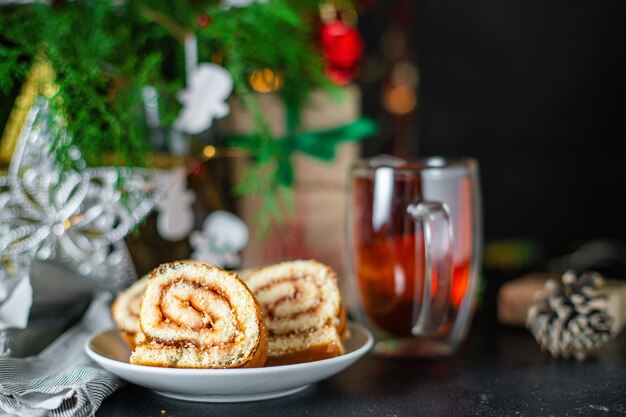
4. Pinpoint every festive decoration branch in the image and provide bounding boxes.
[0,0,371,227]
[1,0,360,160]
